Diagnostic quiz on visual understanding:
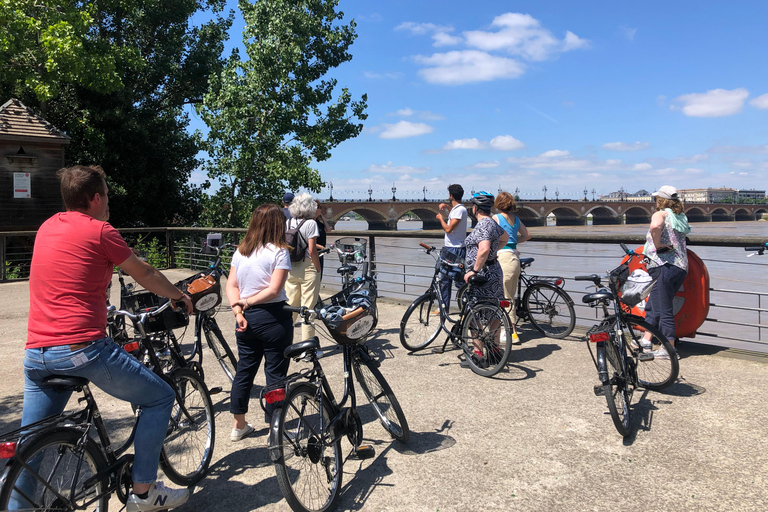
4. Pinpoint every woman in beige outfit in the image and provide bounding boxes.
[285,193,323,339]
[493,192,531,341]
